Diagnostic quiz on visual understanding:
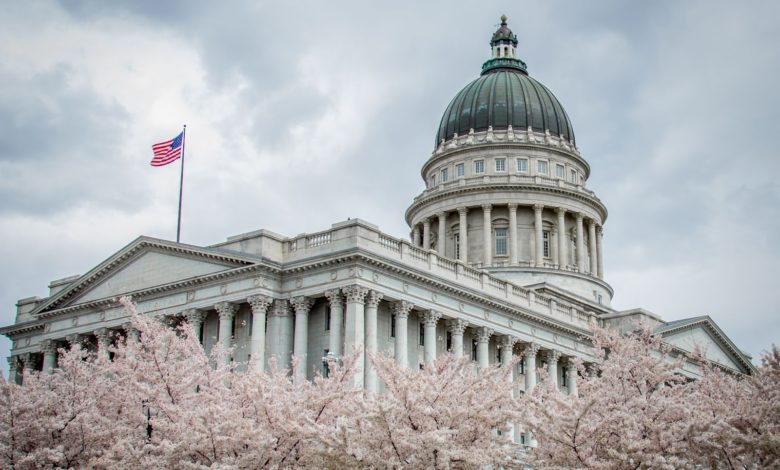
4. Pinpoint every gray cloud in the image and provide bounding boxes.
[1,0,779,374]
